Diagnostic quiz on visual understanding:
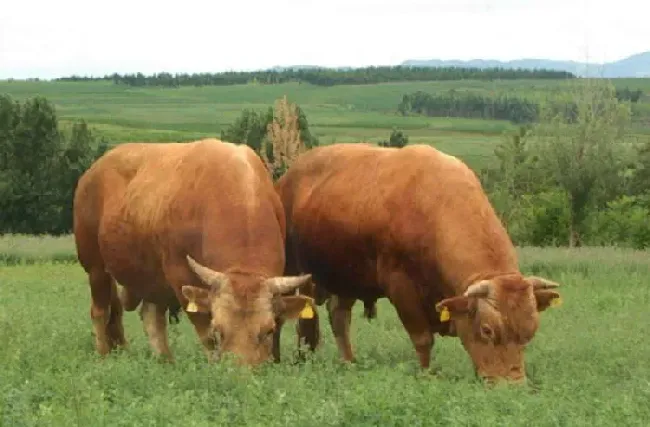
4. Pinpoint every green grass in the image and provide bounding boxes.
[0,234,77,266]
[1,236,649,425]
